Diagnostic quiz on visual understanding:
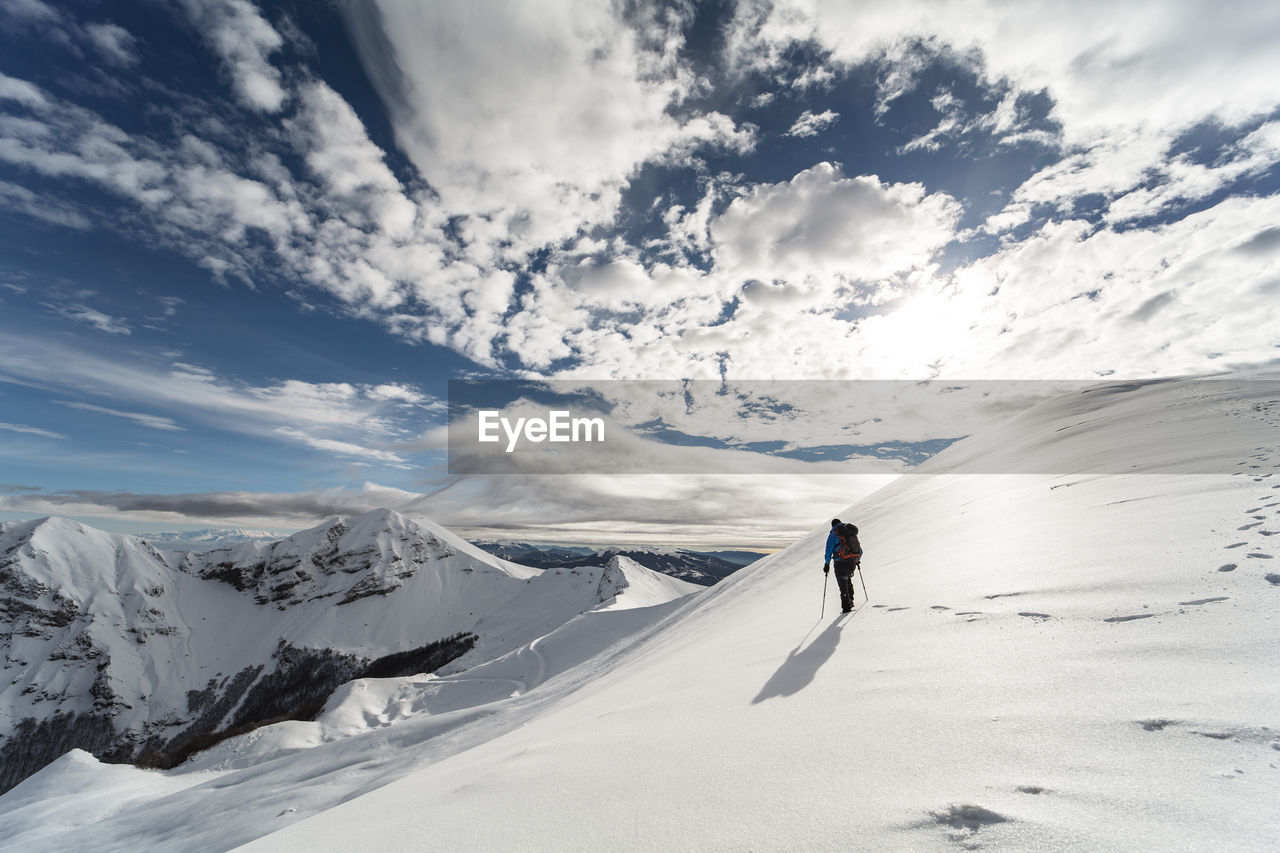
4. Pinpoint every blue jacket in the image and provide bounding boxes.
[824,528,839,563]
